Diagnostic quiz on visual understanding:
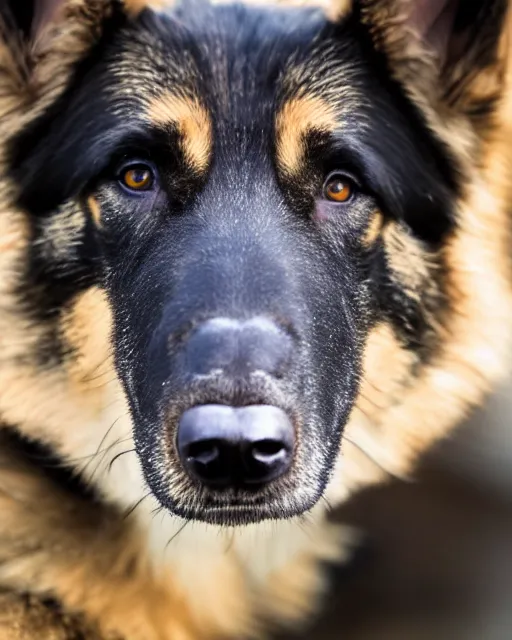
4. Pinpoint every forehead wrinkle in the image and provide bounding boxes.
[145,91,213,172]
